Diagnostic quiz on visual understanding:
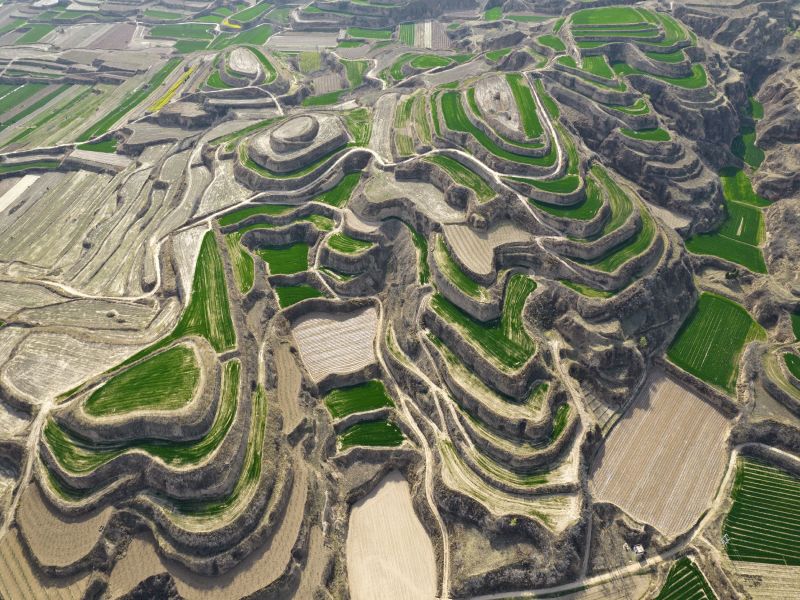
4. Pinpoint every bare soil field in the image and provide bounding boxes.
[109,459,309,599]
[92,23,136,51]
[346,470,437,600]
[276,342,303,434]
[443,222,533,277]
[16,482,110,568]
[364,170,464,223]
[590,370,730,535]
[0,529,90,599]
[368,93,397,163]
[734,561,800,599]
[267,32,339,51]
[228,47,259,77]
[313,73,345,95]
[291,307,378,382]
[0,175,39,214]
